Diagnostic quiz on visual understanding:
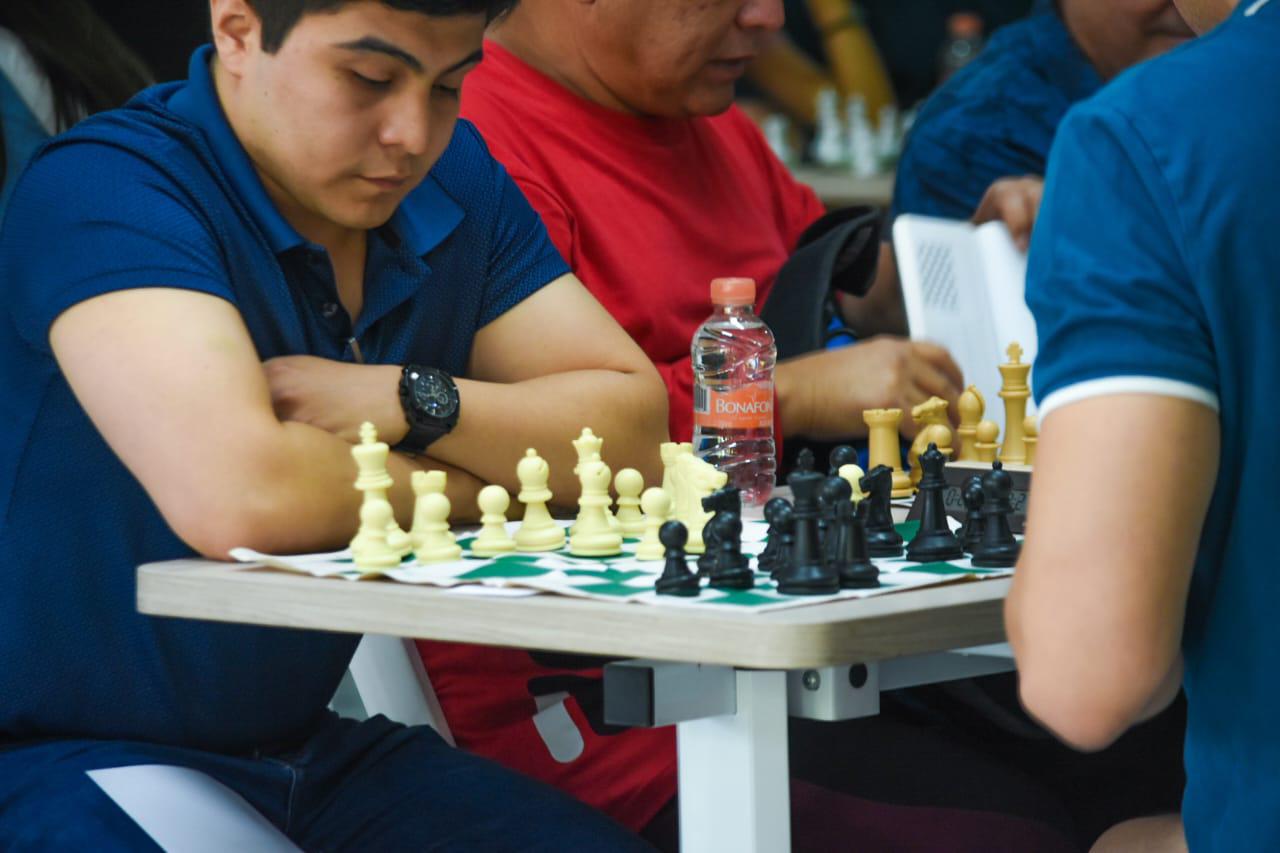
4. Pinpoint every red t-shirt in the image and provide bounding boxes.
[416,41,825,833]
